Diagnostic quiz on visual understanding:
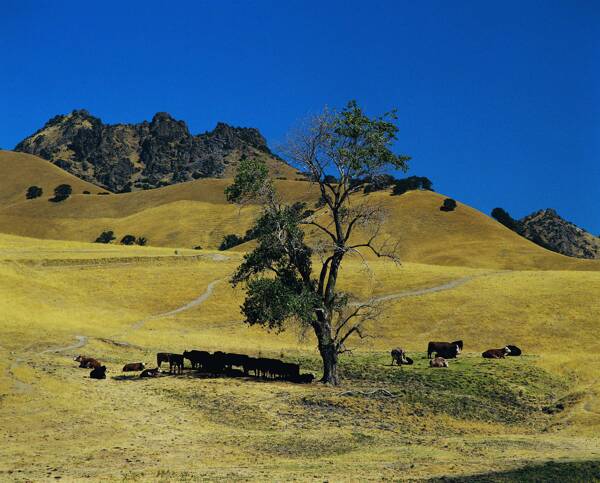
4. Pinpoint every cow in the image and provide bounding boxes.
[74,355,101,369]
[156,353,170,368]
[292,373,315,384]
[122,362,145,372]
[506,345,522,356]
[429,357,448,368]
[140,367,161,378]
[482,347,511,359]
[183,350,211,370]
[391,348,414,366]
[90,365,107,379]
[427,340,463,359]
[168,354,184,374]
